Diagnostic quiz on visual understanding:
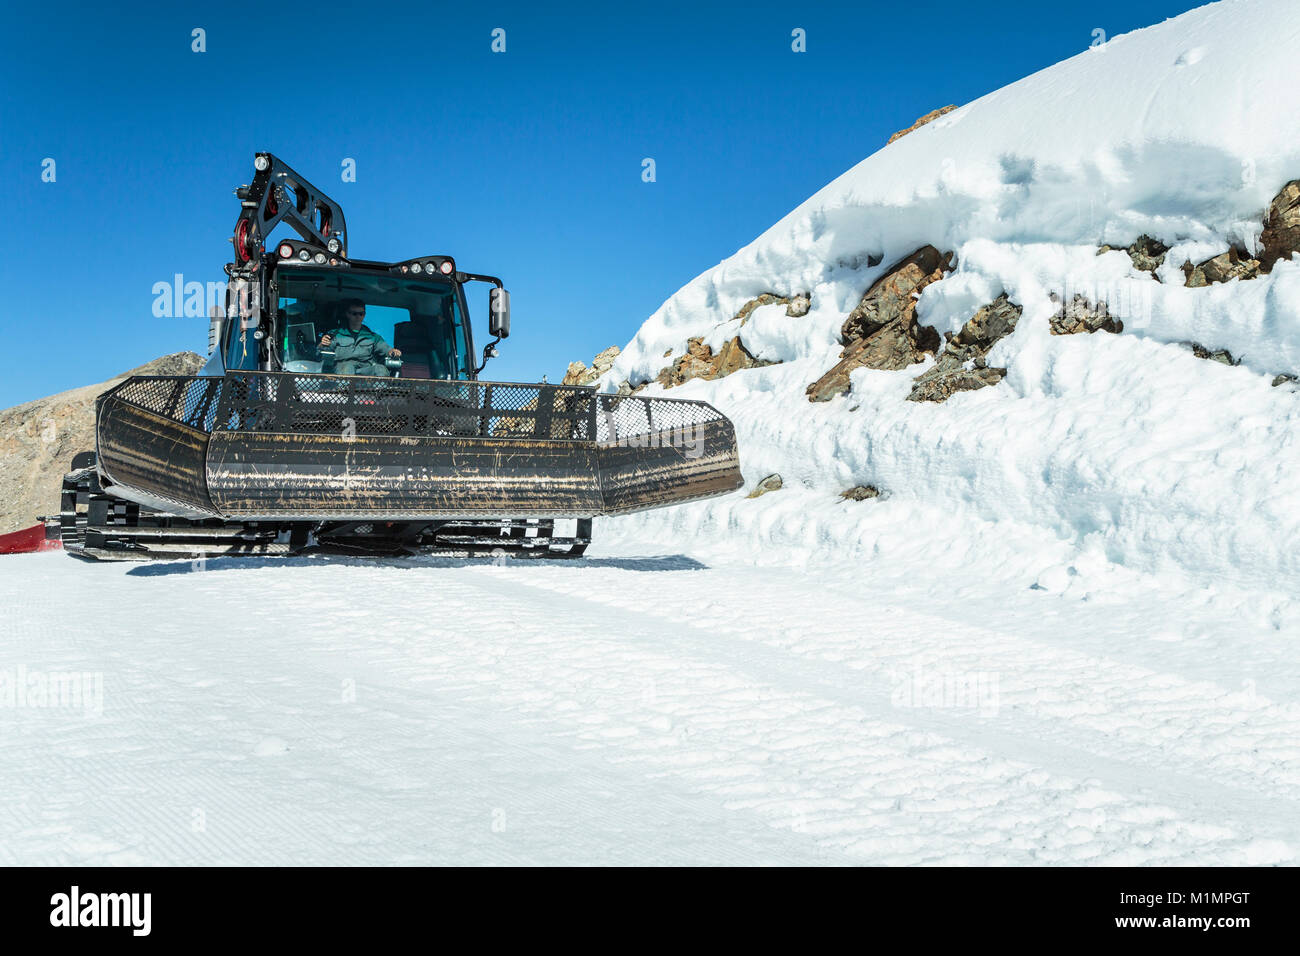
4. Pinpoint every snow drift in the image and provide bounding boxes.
[599,0,1300,620]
